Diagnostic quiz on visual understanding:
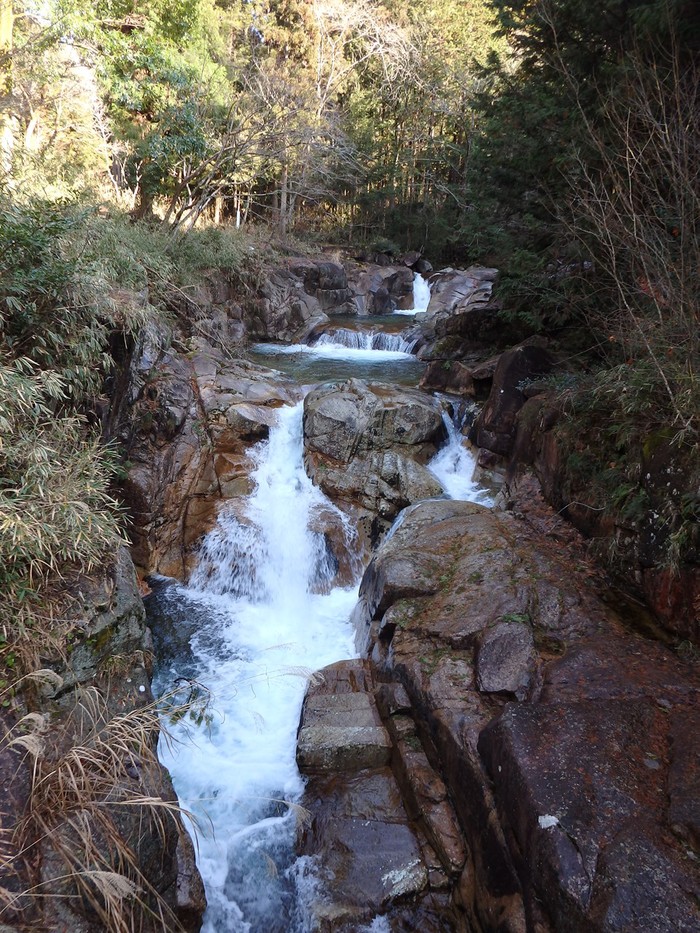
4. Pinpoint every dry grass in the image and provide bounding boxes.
[0,677,209,932]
